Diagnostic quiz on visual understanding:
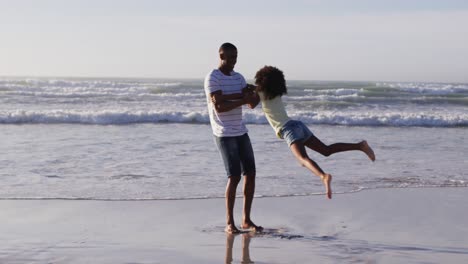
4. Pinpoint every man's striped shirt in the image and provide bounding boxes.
[204,69,247,137]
